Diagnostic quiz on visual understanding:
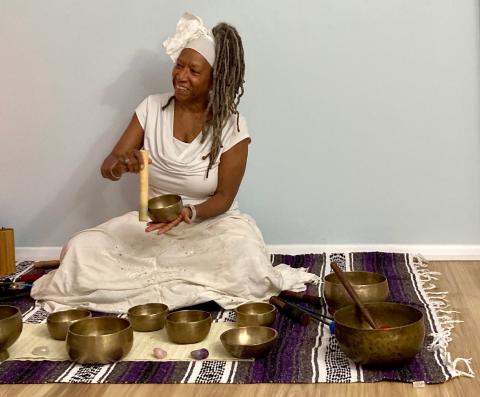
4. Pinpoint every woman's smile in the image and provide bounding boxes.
[175,85,190,92]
